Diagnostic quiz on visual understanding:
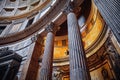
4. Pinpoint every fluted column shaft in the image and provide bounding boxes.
[39,29,55,80]
[67,12,90,80]
[94,0,120,43]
